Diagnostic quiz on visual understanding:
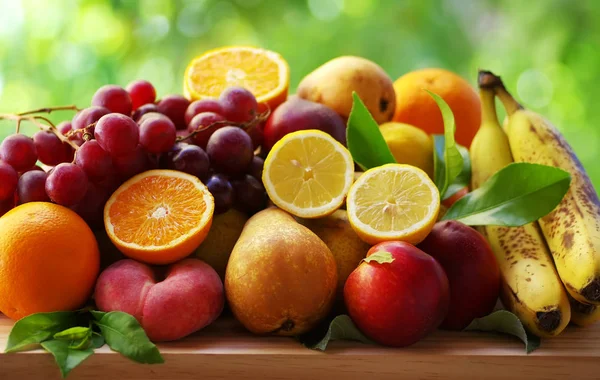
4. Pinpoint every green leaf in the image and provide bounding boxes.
[54,326,91,342]
[444,145,471,200]
[303,315,375,351]
[91,333,105,349]
[464,310,541,354]
[442,162,571,226]
[362,251,395,264]
[346,92,396,170]
[91,311,164,364]
[427,91,463,199]
[5,311,78,353]
[41,339,94,378]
